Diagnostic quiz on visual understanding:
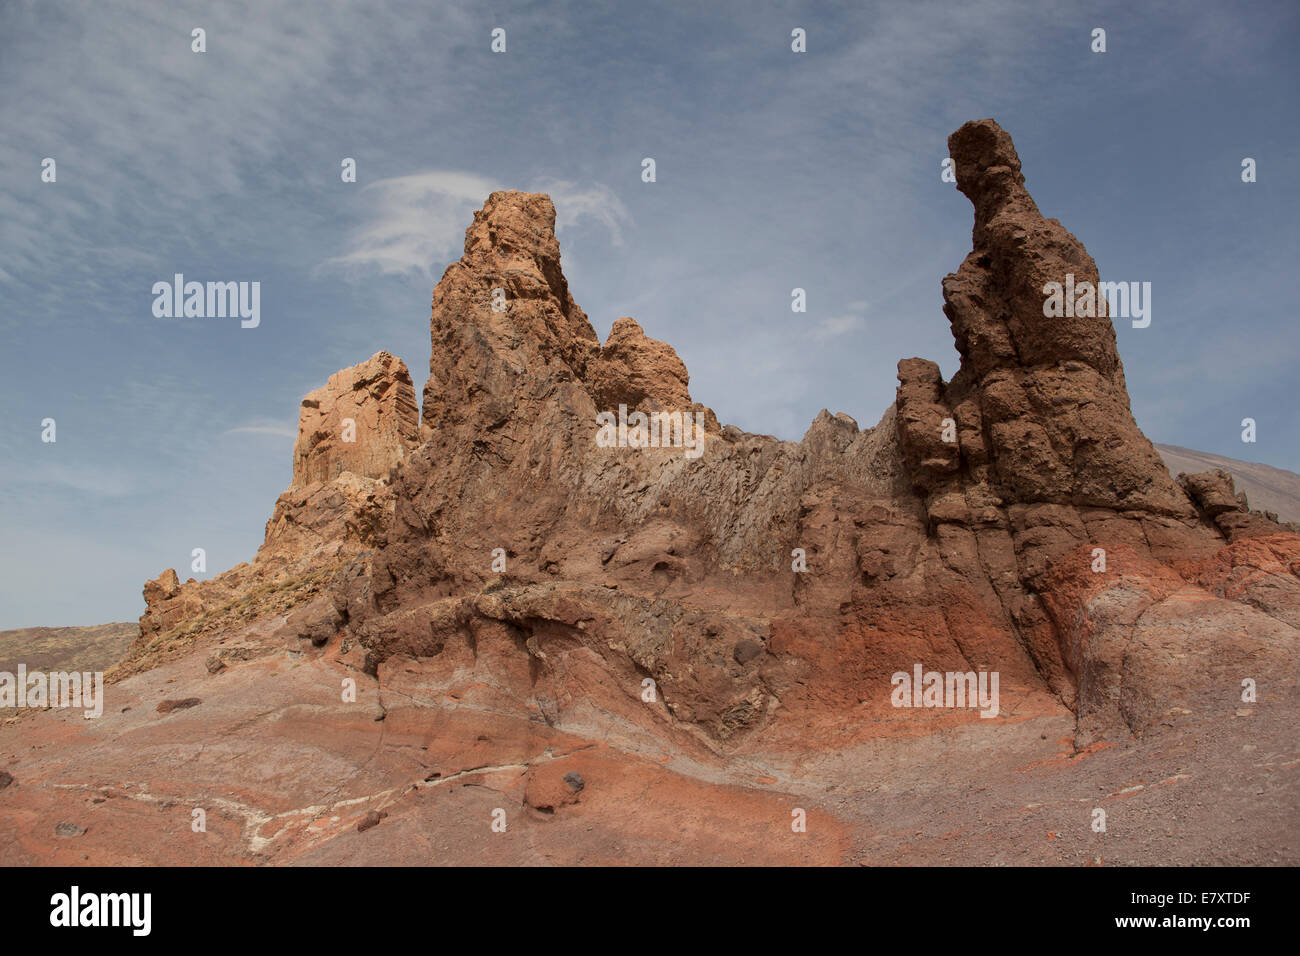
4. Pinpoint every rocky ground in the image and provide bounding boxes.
[0,611,1293,865]
[0,623,136,679]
